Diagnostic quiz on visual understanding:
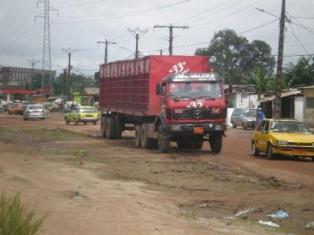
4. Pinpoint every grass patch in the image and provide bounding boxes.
[0,127,86,144]
[0,193,44,235]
